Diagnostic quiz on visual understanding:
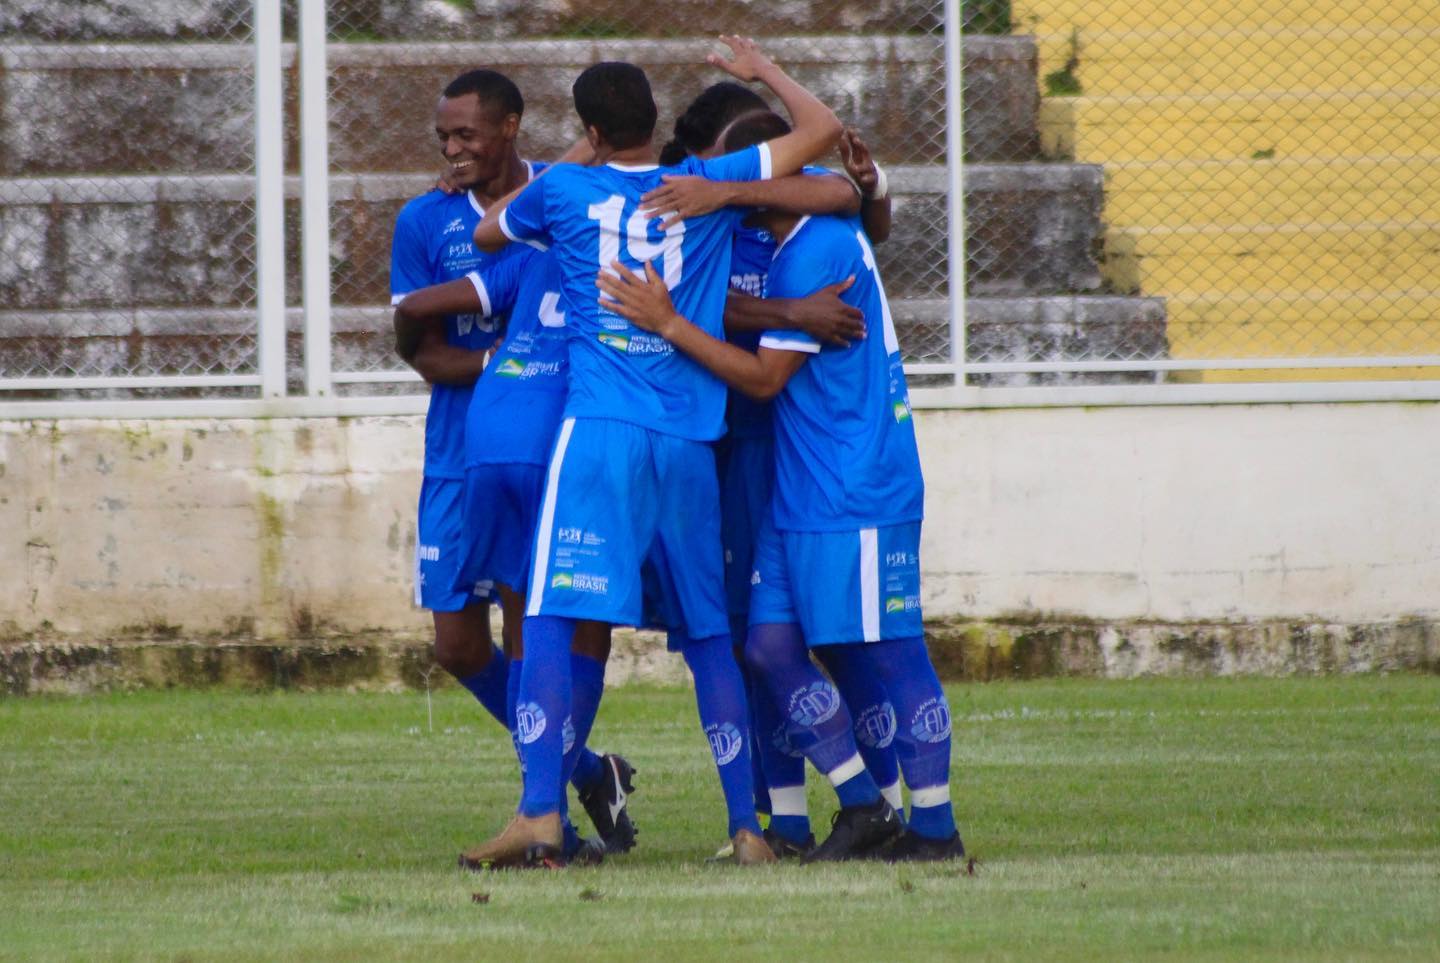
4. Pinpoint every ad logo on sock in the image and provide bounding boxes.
[515,702,548,744]
[910,696,952,744]
[705,722,744,766]
[789,681,841,728]
[771,722,804,759]
[856,701,897,748]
